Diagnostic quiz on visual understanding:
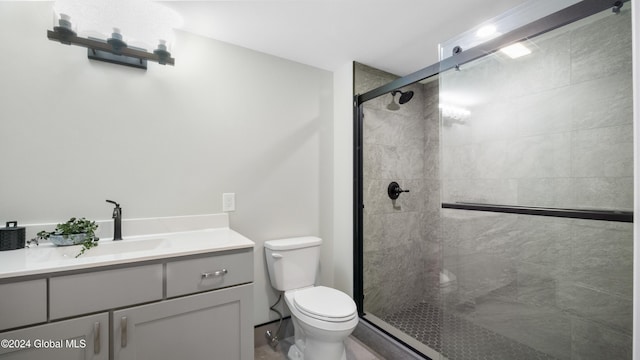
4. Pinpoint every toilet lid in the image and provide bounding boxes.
[293,286,357,321]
